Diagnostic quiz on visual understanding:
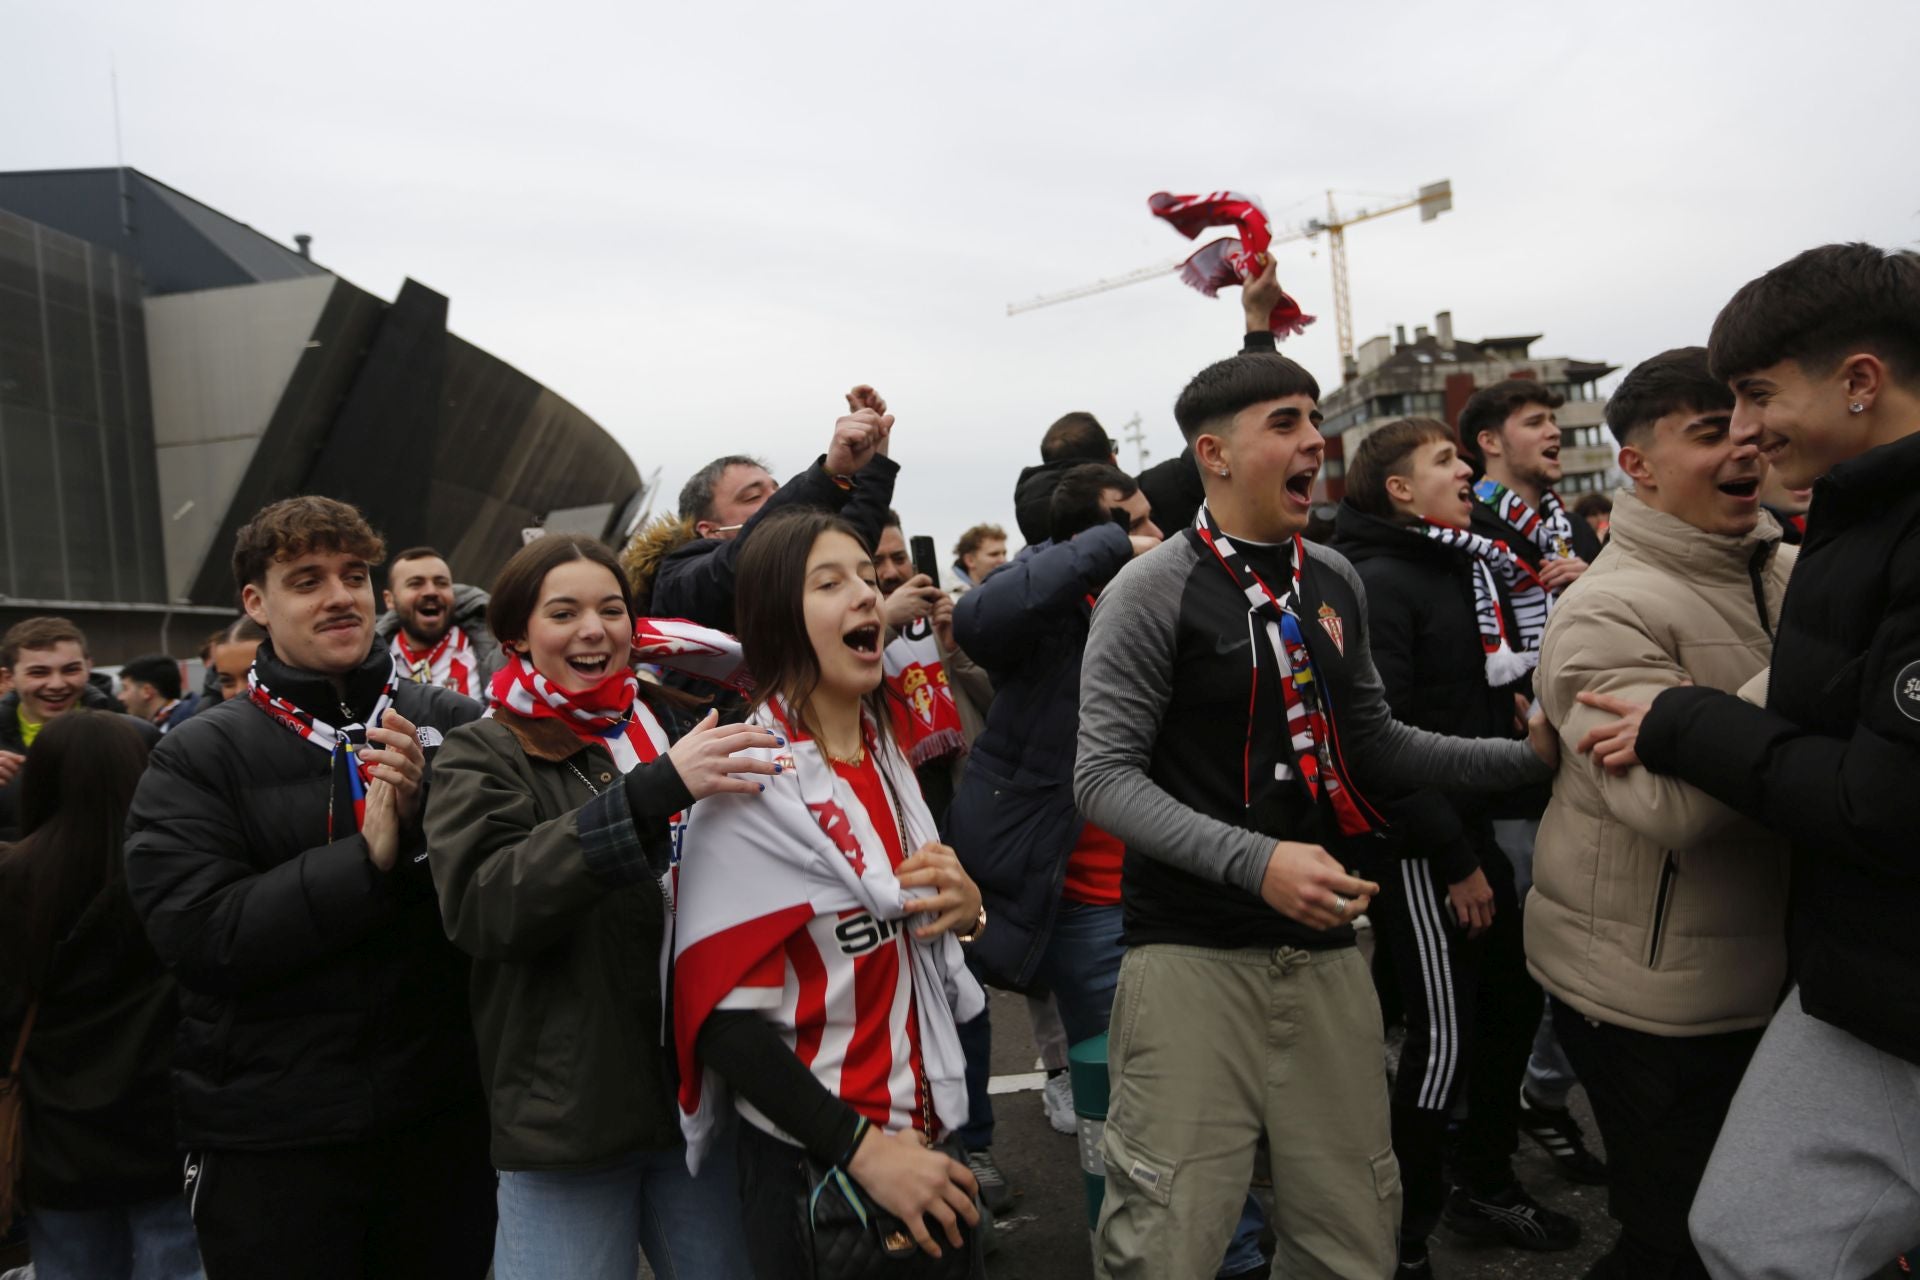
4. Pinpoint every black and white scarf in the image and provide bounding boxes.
[1472,478,1578,566]
[1417,520,1550,687]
